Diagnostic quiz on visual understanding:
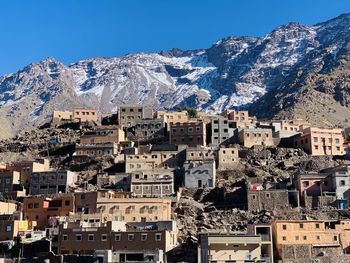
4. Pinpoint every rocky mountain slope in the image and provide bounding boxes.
[1,13,350,138]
